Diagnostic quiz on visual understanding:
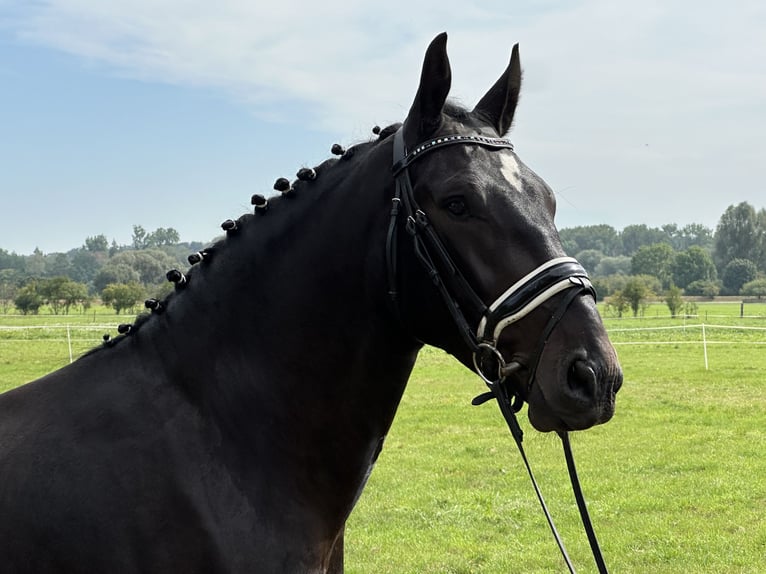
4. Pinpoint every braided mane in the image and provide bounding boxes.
[93,123,406,353]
